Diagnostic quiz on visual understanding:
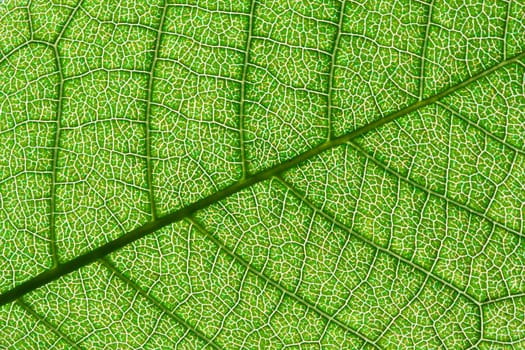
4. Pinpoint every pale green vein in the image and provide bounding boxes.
[276,176,480,306]
[349,140,523,238]
[435,101,525,155]
[187,217,378,348]
[100,258,221,350]
[374,275,433,346]
[16,298,82,349]
[0,50,522,307]
[482,292,525,305]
